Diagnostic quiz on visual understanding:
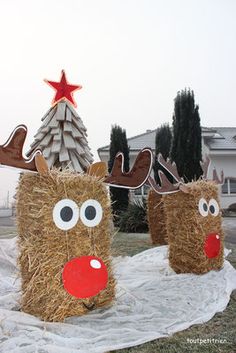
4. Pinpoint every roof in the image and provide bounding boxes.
[98,127,236,152]
[204,127,236,150]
